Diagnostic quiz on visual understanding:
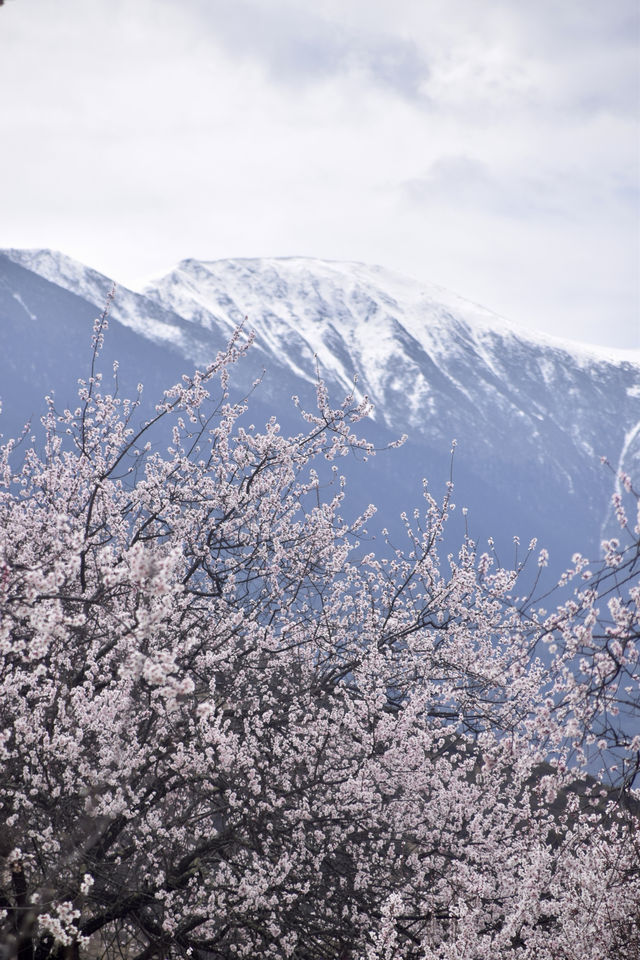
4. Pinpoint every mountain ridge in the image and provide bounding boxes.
[1,247,638,572]
[6,247,639,364]
[147,254,640,363]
